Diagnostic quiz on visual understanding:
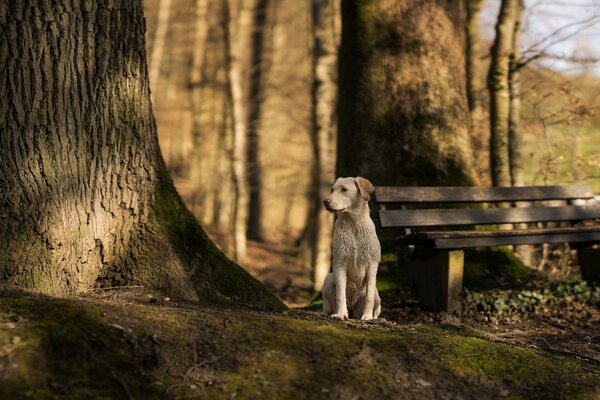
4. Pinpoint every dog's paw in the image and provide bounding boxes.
[360,314,374,321]
[330,313,348,321]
